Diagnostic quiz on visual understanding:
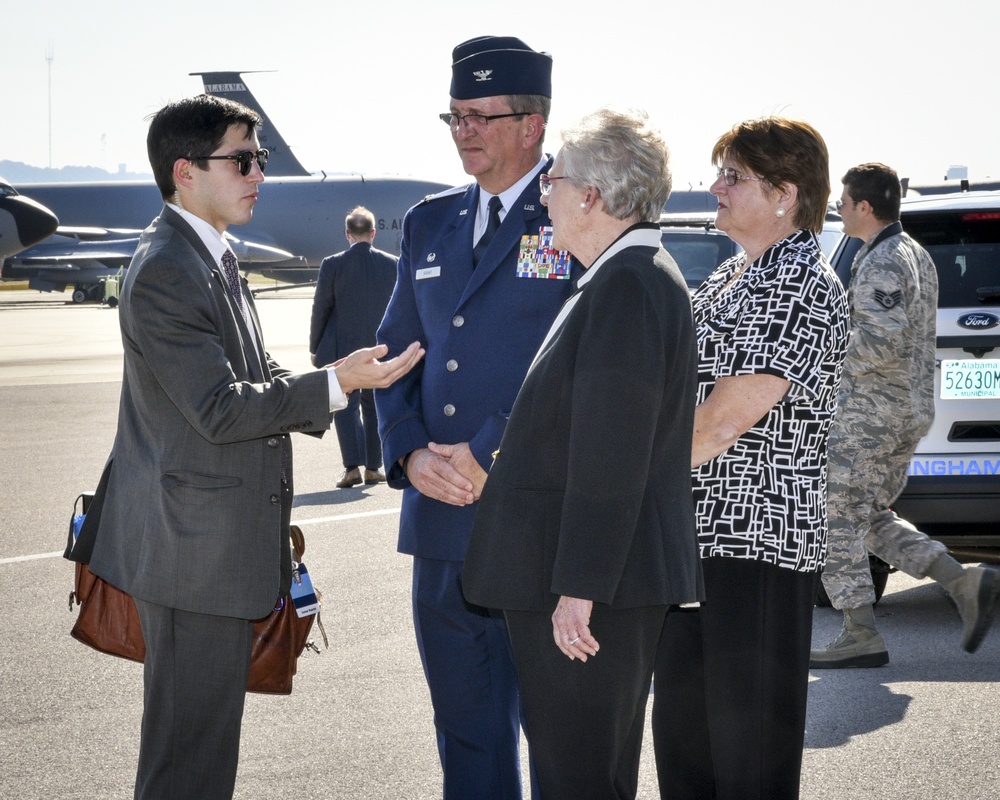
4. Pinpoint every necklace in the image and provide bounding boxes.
[719,257,749,293]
